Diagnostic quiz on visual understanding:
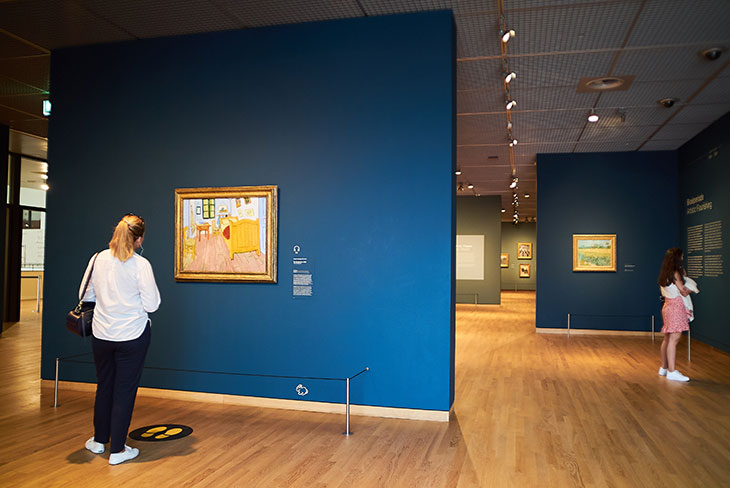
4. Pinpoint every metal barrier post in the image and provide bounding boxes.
[343,377,352,436]
[688,329,691,361]
[567,313,571,338]
[651,315,655,342]
[35,275,41,313]
[54,357,59,407]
